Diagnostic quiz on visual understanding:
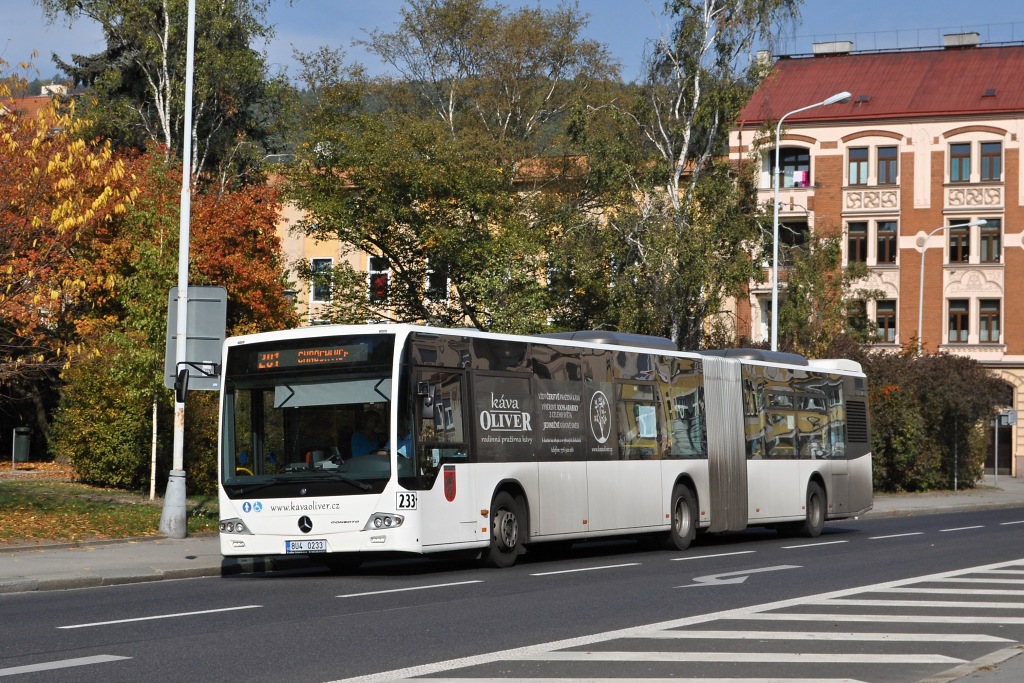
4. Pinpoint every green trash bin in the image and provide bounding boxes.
[13,427,30,462]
